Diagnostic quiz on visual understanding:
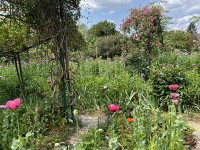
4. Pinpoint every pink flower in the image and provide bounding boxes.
[13,98,20,108]
[169,84,179,91]
[5,98,21,110]
[192,64,196,67]
[171,99,179,105]
[170,93,179,99]
[108,104,120,112]
[6,100,12,109]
